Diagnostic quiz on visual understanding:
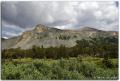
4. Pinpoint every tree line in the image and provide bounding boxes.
[2,36,118,59]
